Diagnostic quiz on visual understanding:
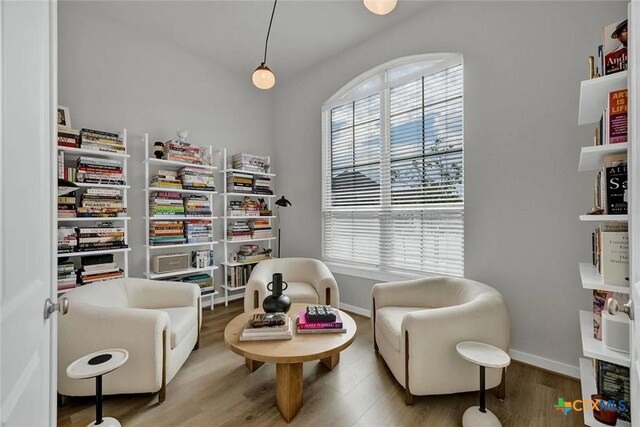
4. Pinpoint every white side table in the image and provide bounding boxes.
[67,349,129,427]
[456,341,510,427]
